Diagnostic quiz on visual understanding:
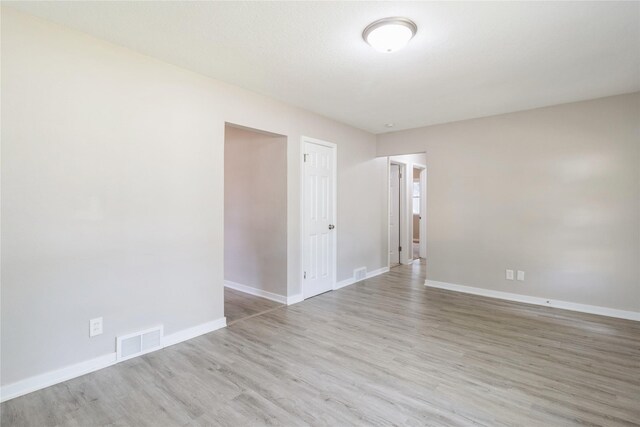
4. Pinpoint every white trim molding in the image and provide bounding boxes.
[334,266,390,290]
[163,317,227,348]
[334,277,355,290]
[286,294,304,305]
[0,317,227,403]
[425,280,640,321]
[224,280,288,304]
[224,280,302,305]
[0,353,118,403]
